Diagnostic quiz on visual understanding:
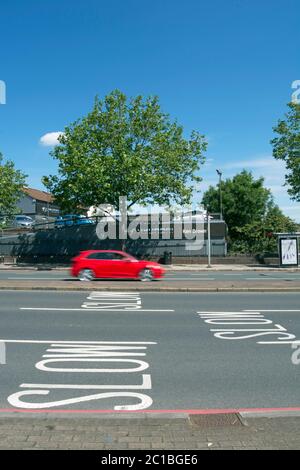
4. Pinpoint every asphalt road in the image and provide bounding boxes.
[0,290,299,414]
[1,269,300,282]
